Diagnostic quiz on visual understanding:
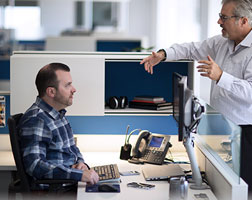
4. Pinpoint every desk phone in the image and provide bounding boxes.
[131,131,171,165]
